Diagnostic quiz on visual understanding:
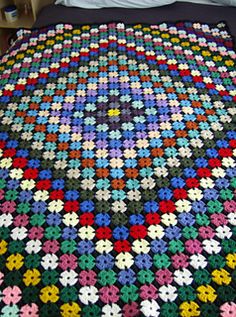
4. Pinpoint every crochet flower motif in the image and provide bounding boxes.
[0,20,235,317]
